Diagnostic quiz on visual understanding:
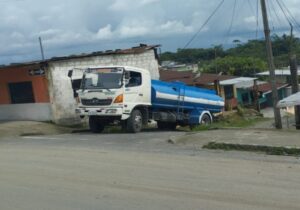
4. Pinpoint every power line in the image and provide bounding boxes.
[225,0,237,44]
[269,0,283,27]
[278,0,300,31]
[183,0,225,49]
[275,0,292,26]
[247,0,255,15]
[256,0,260,39]
[266,0,276,33]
